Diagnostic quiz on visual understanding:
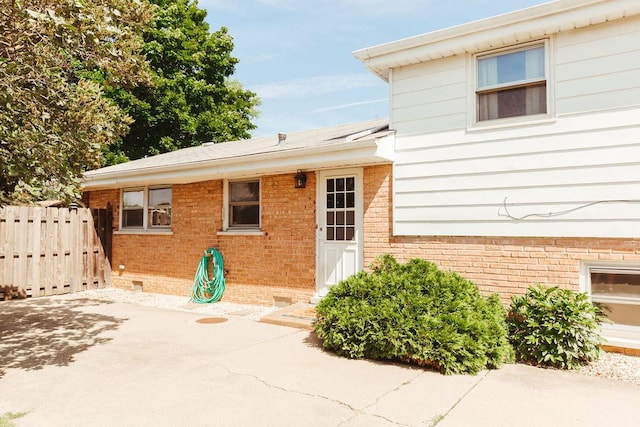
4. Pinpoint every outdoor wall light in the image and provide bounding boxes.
[294,171,307,189]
